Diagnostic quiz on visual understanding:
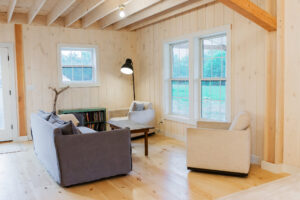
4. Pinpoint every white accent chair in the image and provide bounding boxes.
[108,101,155,137]
[186,111,251,176]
